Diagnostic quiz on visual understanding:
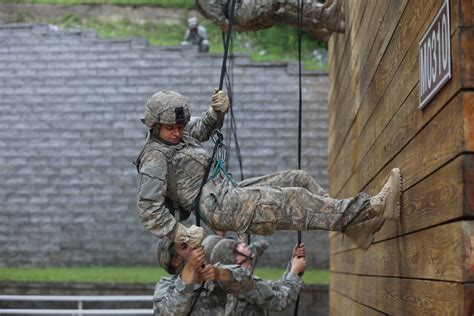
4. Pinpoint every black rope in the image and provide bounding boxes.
[193,0,238,228]
[222,32,244,181]
[220,29,249,260]
[217,0,237,129]
[296,0,303,246]
[294,0,304,315]
[189,2,238,314]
